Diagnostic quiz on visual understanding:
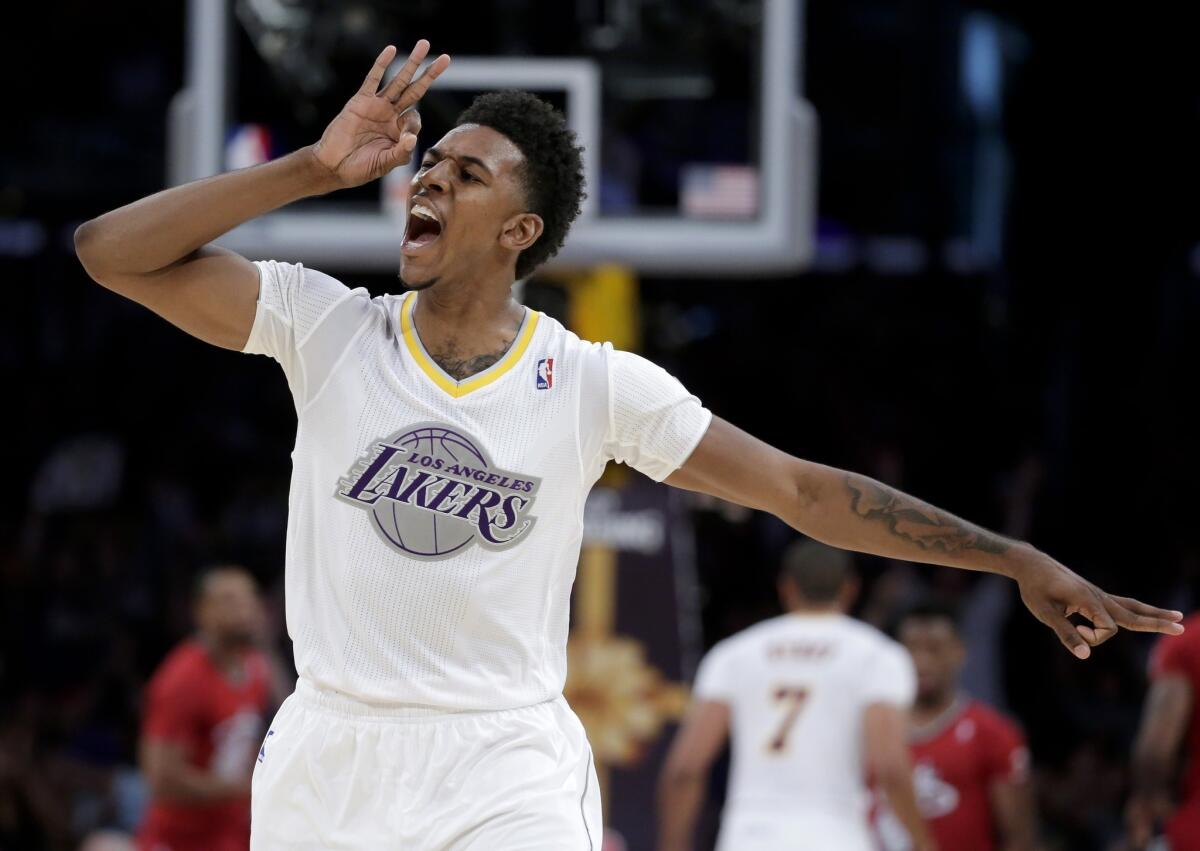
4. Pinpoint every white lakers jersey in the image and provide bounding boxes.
[242,260,711,711]
[694,613,915,831]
